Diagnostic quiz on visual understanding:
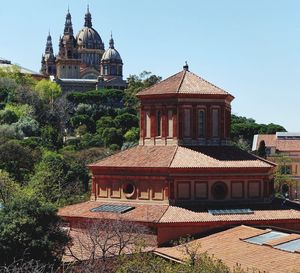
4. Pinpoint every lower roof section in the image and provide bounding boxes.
[155,225,300,273]
[58,201,300,225]
[58,201,169,224]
